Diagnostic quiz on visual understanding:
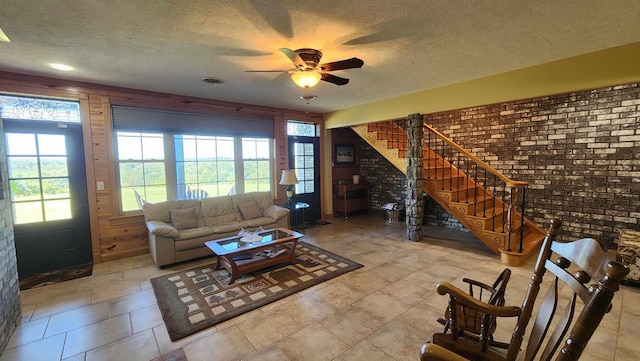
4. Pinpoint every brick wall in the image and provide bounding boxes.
[426,82,640,247]
[0,120,20,353]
